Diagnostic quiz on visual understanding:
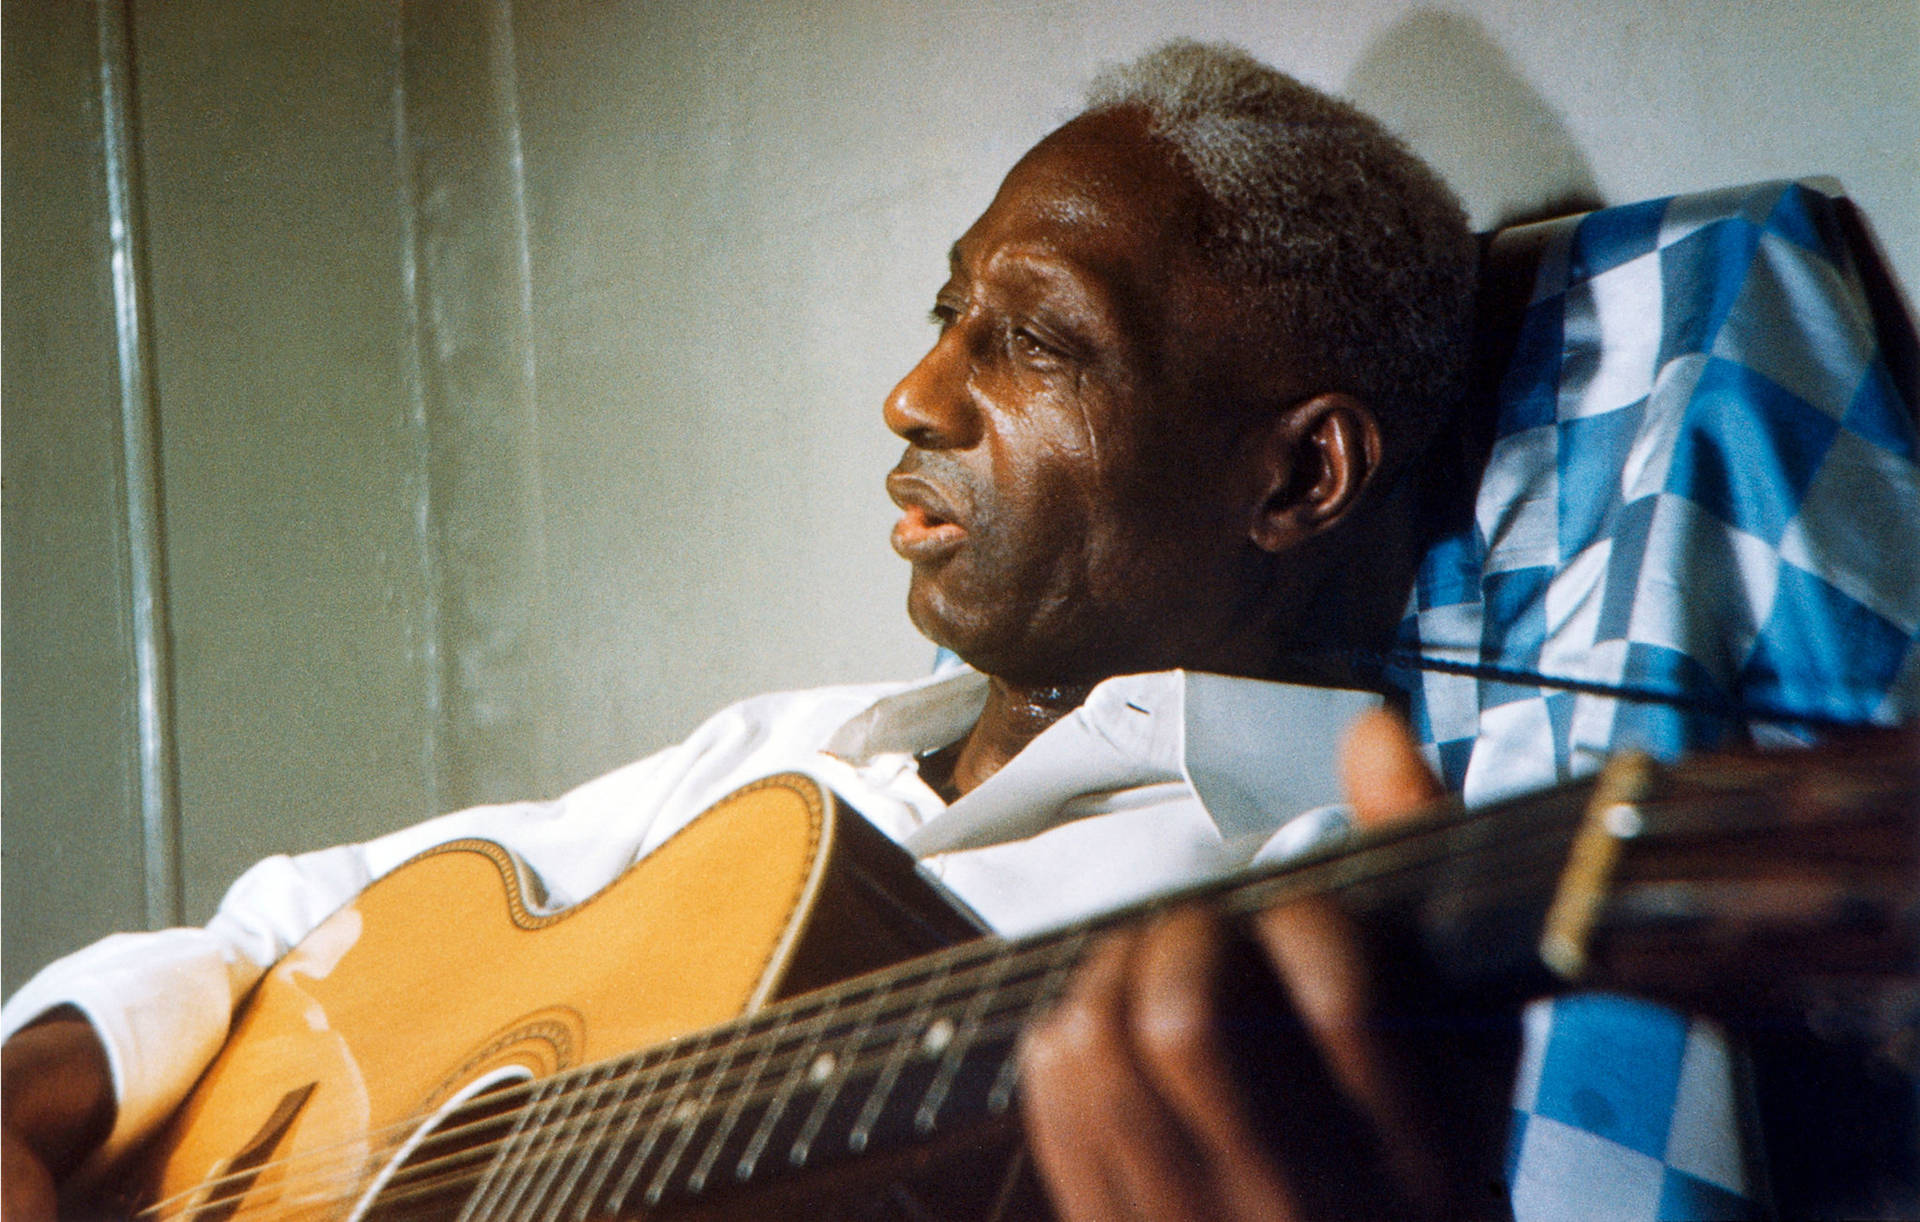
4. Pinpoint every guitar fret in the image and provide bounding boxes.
[455,1078,553,1222]
[915,947,1013,1134]
[530,1062,623,1222]
[500,1077,582,1222]
[737,994,841,1181]
[993,932,1090,1114]
[505,1066,603,1222]
[788,984,889,1167]
[567,1044,675,1219]
[601,1030,718,1215]
[848,961,953,1152]
[561,1061,651,1221]
[370,1090,526,1216]
[686,1003,793,1194]
[642,1021,749,1207]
